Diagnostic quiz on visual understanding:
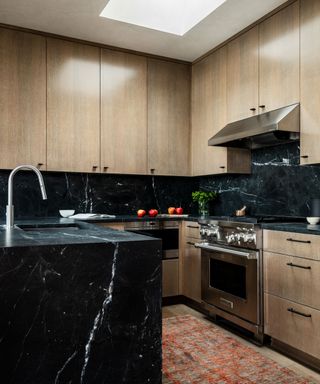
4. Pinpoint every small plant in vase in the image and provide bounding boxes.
[192,190,217,217]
